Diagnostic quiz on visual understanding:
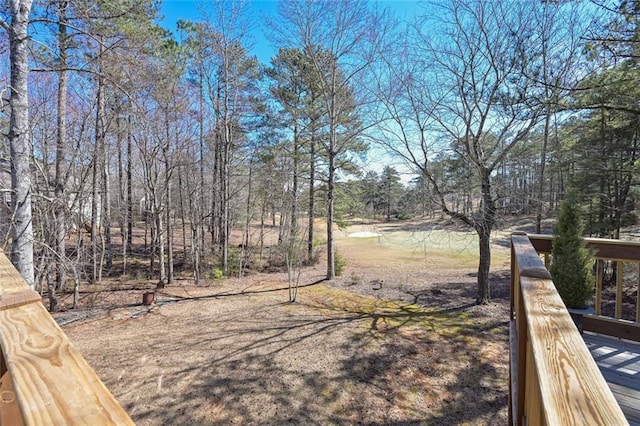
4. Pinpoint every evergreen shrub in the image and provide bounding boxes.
[549,196,594,309]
